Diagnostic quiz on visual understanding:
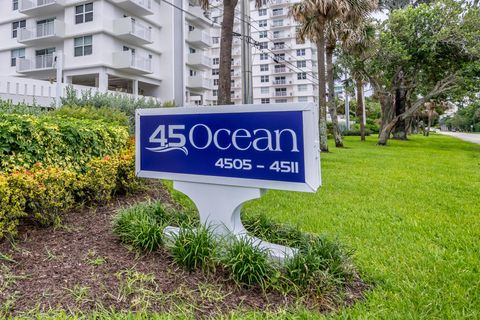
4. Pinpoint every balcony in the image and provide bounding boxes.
[112,51,152,74]
[271,0,290,6]
[186,6,211,26]
[272,79,287,85]
[187,52,211,69]
[111,0,153,16]
[19,0,64,16]
[271,21,291,29]
[187,29,211,48]
[272,44,286,51]
[113,18,152,45]
[18,21,64,45]
[272,10,287,17]
[16,54,56,73]
[187,75,212,90]
[275,91,288,97]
